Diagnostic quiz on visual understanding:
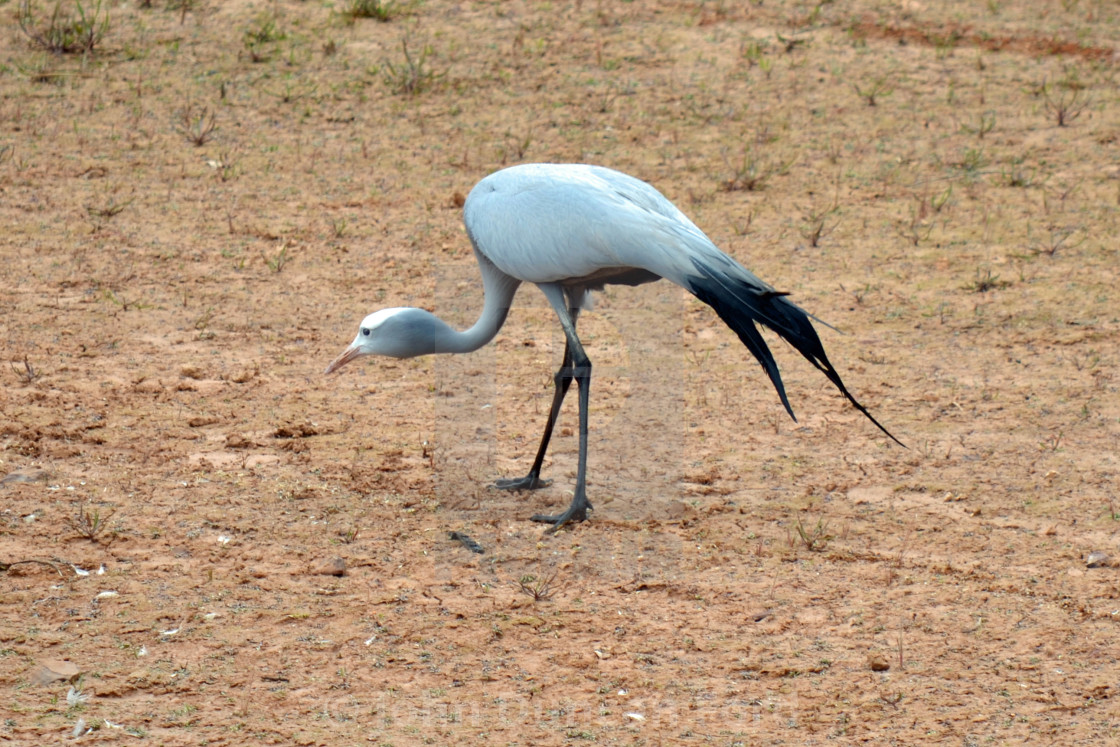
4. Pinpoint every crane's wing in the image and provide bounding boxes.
[464,163,716,284]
